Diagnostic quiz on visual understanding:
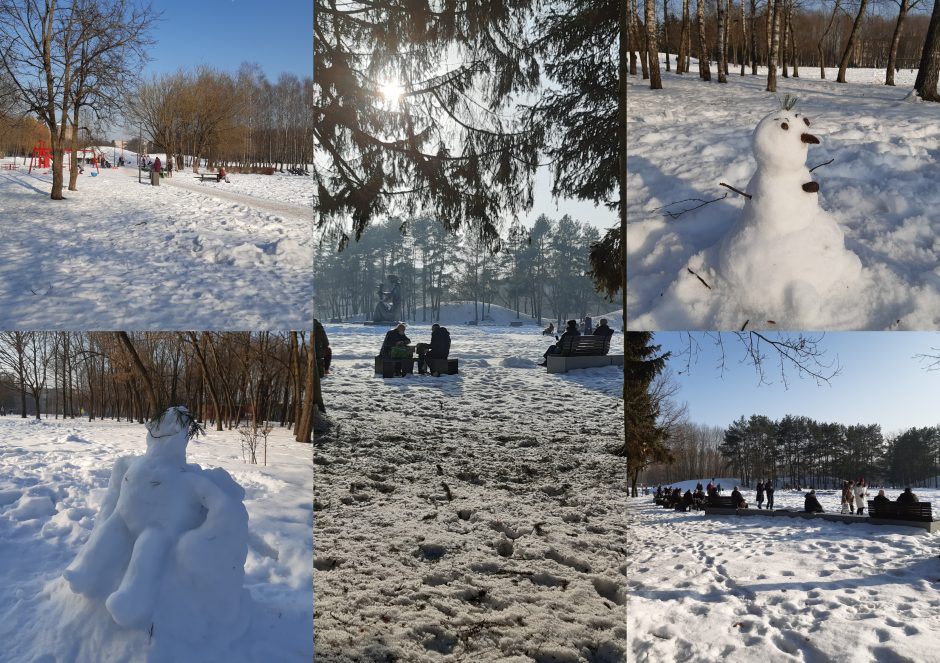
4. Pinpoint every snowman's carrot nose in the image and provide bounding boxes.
[801,133,820,144]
